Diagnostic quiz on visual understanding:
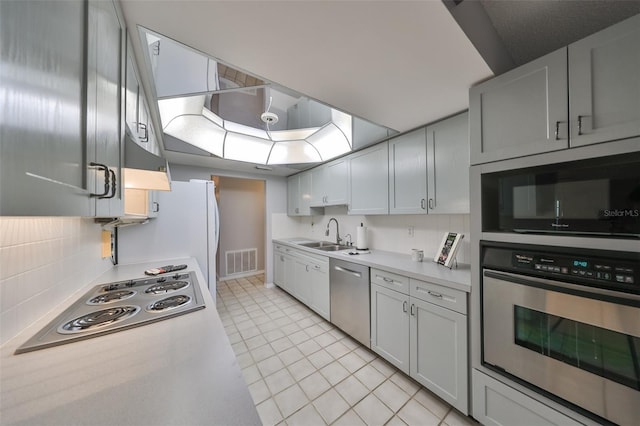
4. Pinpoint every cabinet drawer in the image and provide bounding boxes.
[409,279,467,315]
[371,268,409,294]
